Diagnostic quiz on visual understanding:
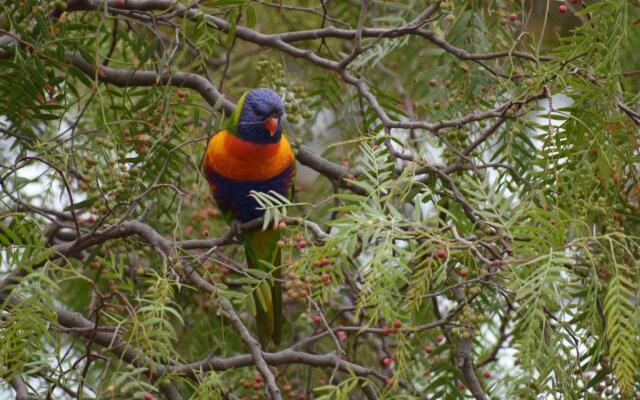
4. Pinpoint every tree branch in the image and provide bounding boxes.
[66,51,235,114]
[10,376,30,400]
